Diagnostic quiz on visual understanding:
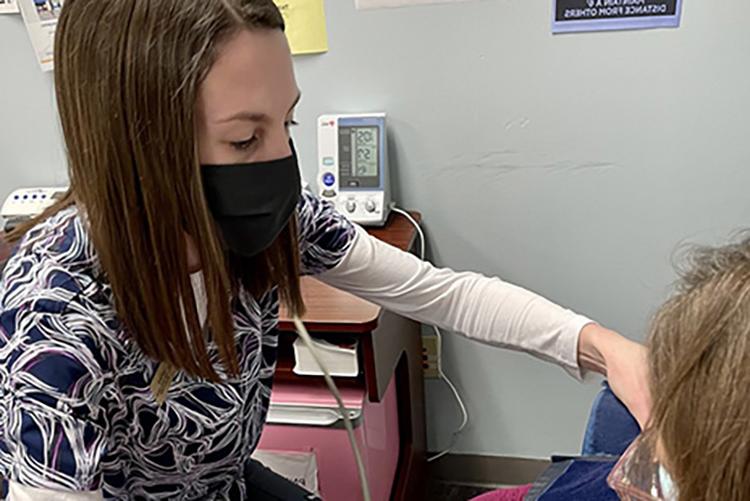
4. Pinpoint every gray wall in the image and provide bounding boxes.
[0,17,66,191]
[3,0,750,459]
